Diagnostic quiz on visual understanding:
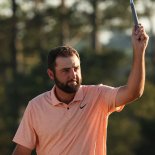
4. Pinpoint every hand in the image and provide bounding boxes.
[132,24,149,54]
